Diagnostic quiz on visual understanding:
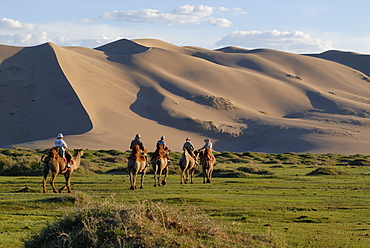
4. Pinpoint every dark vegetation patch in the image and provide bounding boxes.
[307,167,351,176]
[237,165,275,175]
[31,196,77,204]
[15,186,39,193]
[212,169,248,178]
[291,215,329,223]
